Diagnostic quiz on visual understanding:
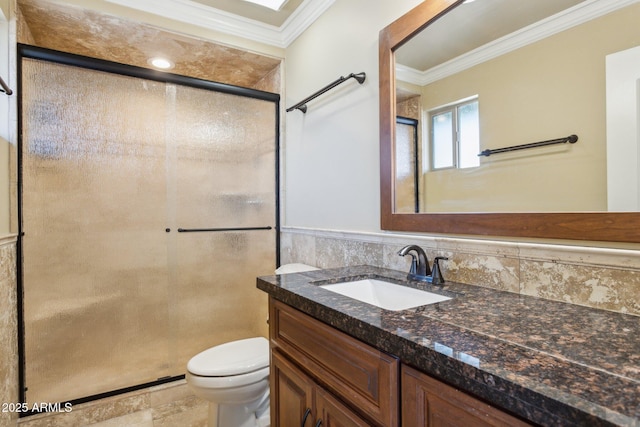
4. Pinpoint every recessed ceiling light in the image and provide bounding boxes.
[243,0,288,11]
[148,57,174,70]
